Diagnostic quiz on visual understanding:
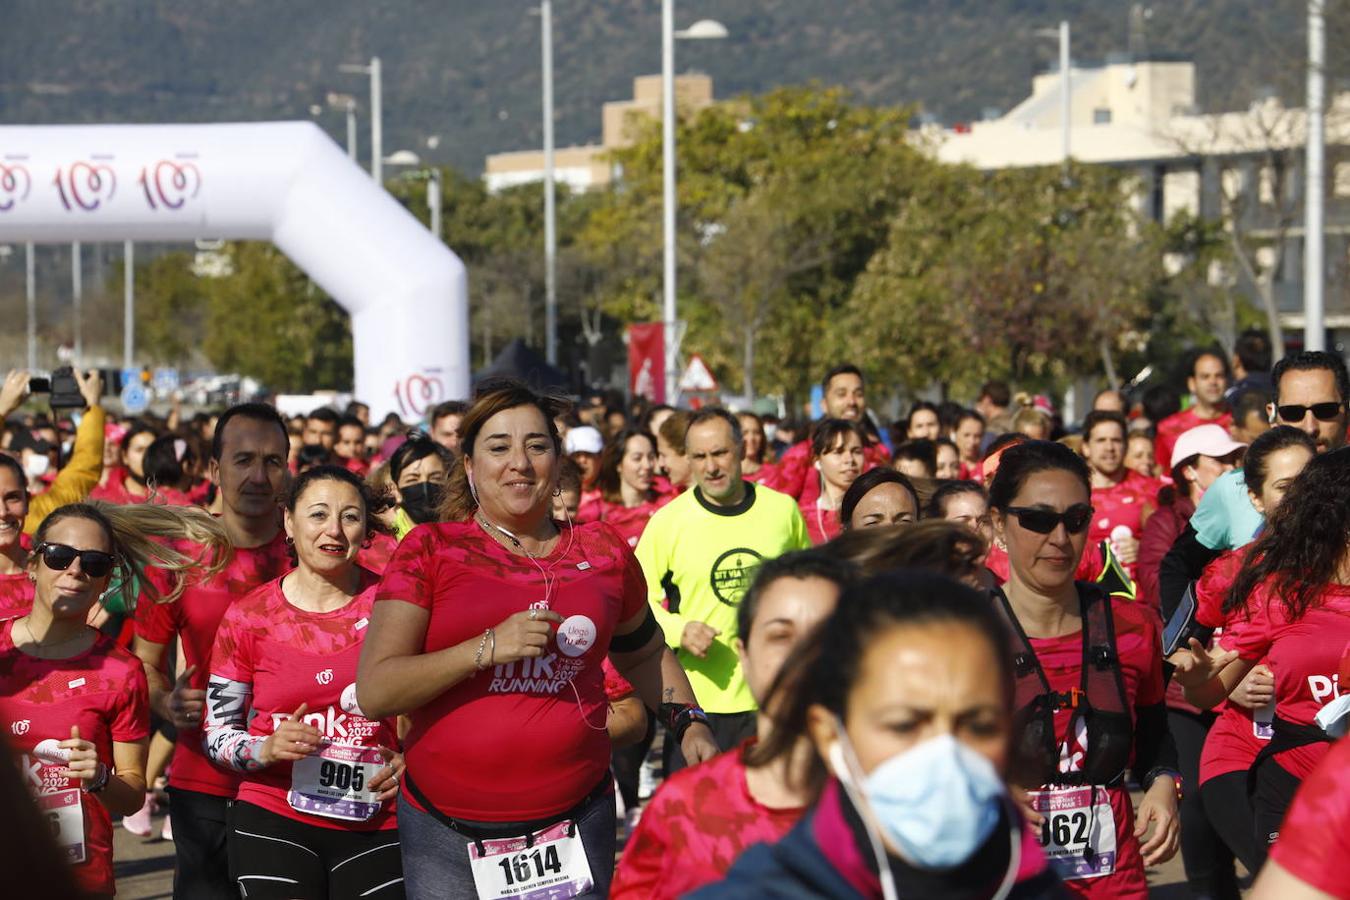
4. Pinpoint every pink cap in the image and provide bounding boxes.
[1170,424,1246,469]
